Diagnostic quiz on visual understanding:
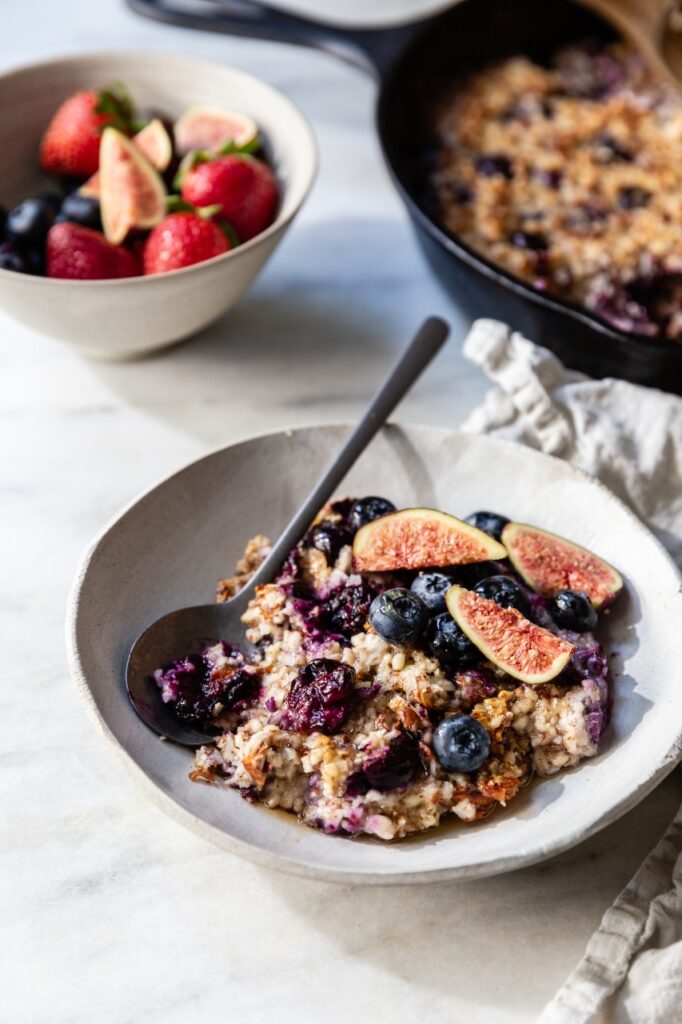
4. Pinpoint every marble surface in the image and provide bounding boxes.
[1,2,680,1022]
